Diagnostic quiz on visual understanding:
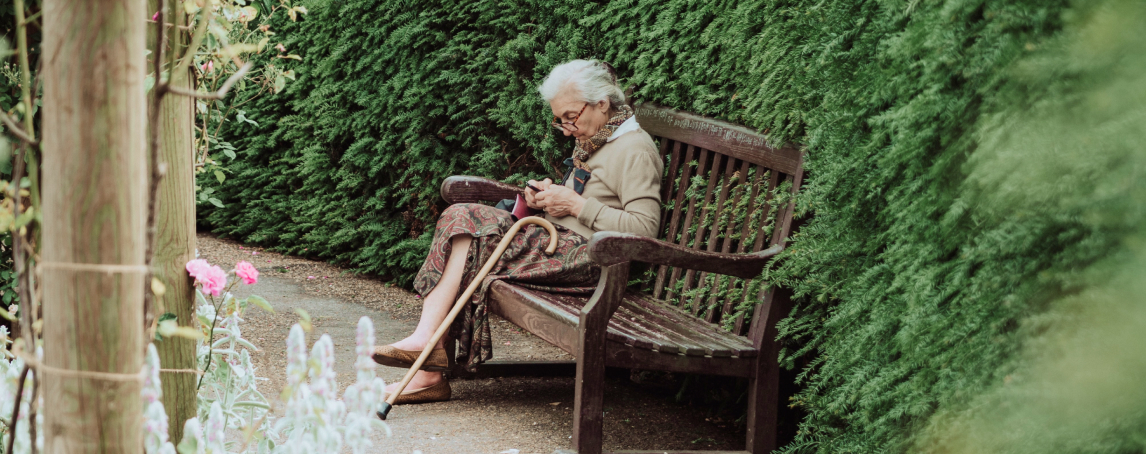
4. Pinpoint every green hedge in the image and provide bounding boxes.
[202,0,1146,452]
[200,0,828,283]
[0,0,35,315]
